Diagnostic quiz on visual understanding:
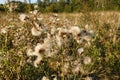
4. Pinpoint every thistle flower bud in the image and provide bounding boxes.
[34,54,43,67]
[69,26,81,37]
[0,27,8,34]
[42,76,49,80]
[31,27,42,36]
[77,48,84,55]
[34,5,38,9]
[19,14,29,22]
[85,76,93,80]
[83,56,92,65]
[26,48,34,56]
